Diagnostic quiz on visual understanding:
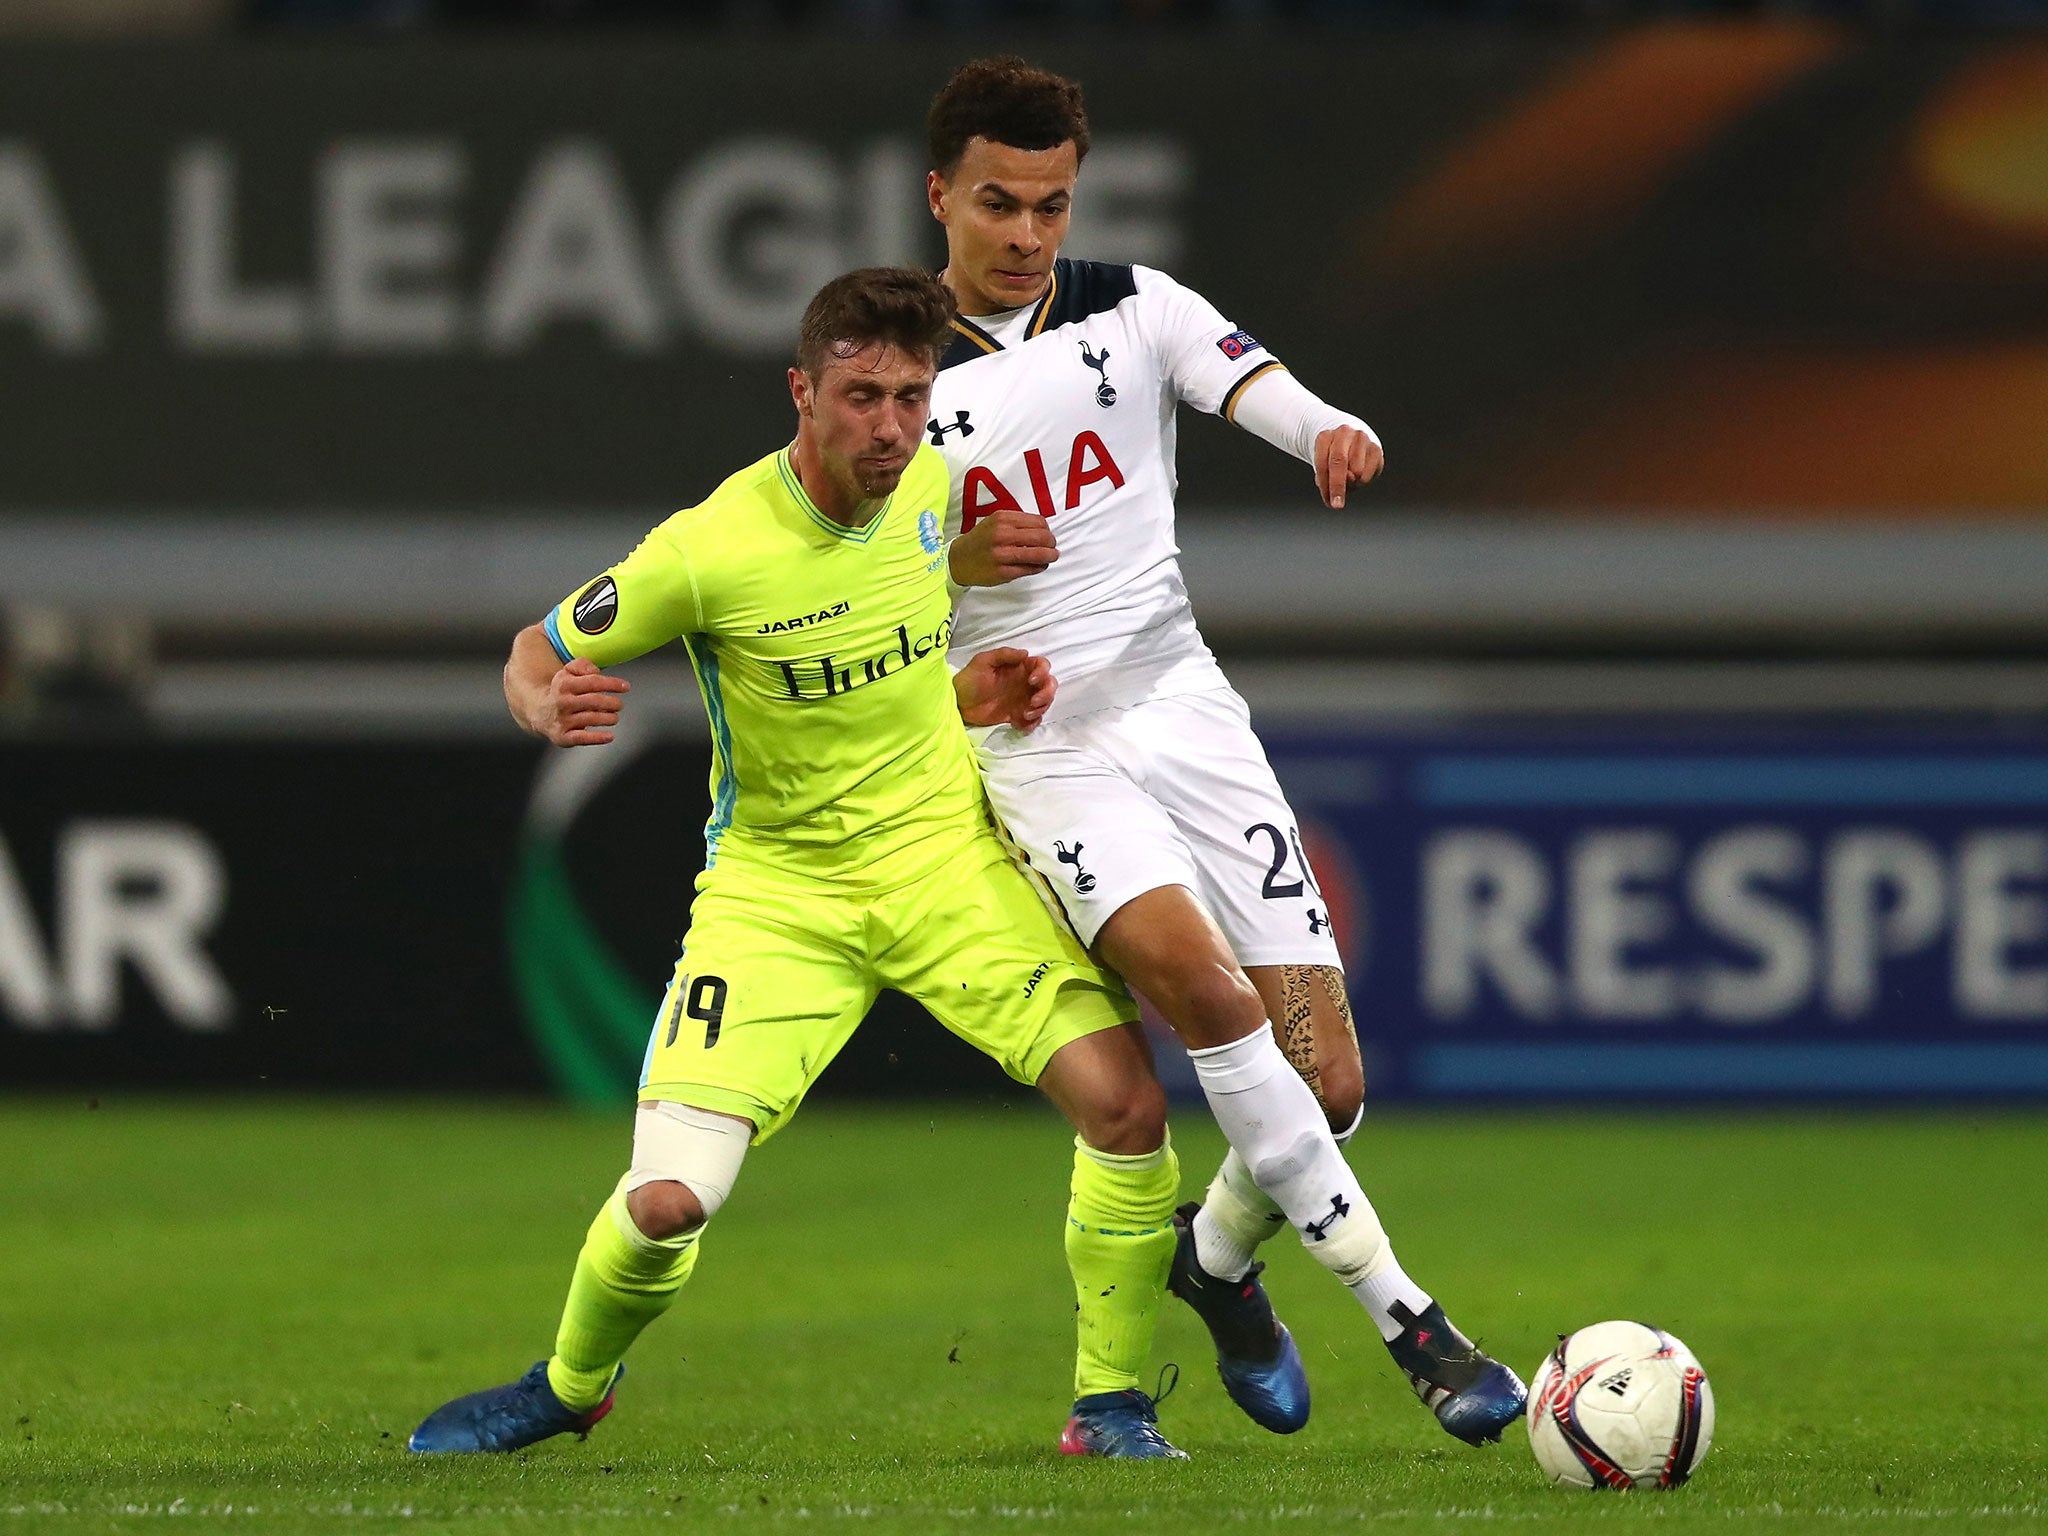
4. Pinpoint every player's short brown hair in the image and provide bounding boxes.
[796,267,956,379]
[928,56,1090,176]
